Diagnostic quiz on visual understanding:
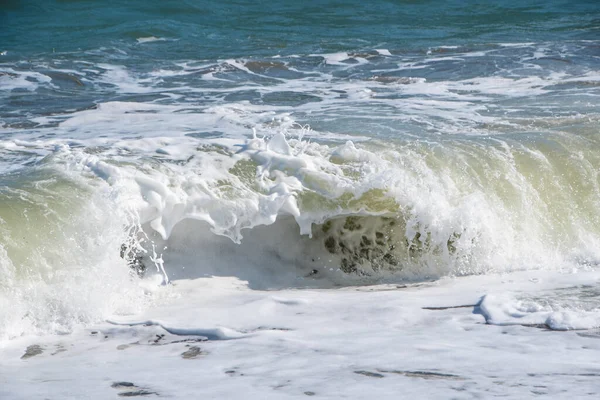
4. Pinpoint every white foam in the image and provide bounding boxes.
[321,52,350,65]
[480,292,600,330]
[136,36,166,44]
[96,64,154,93]
[0,69,52,91]
[3,269,600,398]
